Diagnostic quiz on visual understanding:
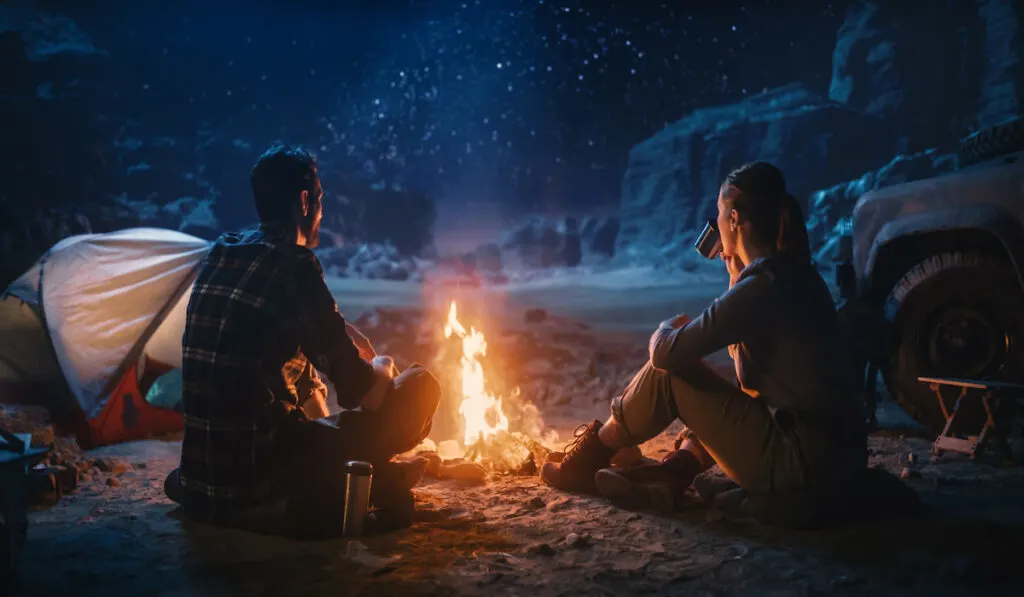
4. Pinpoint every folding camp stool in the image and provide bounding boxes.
[917,377,1024,461]
[0,429,50,585]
